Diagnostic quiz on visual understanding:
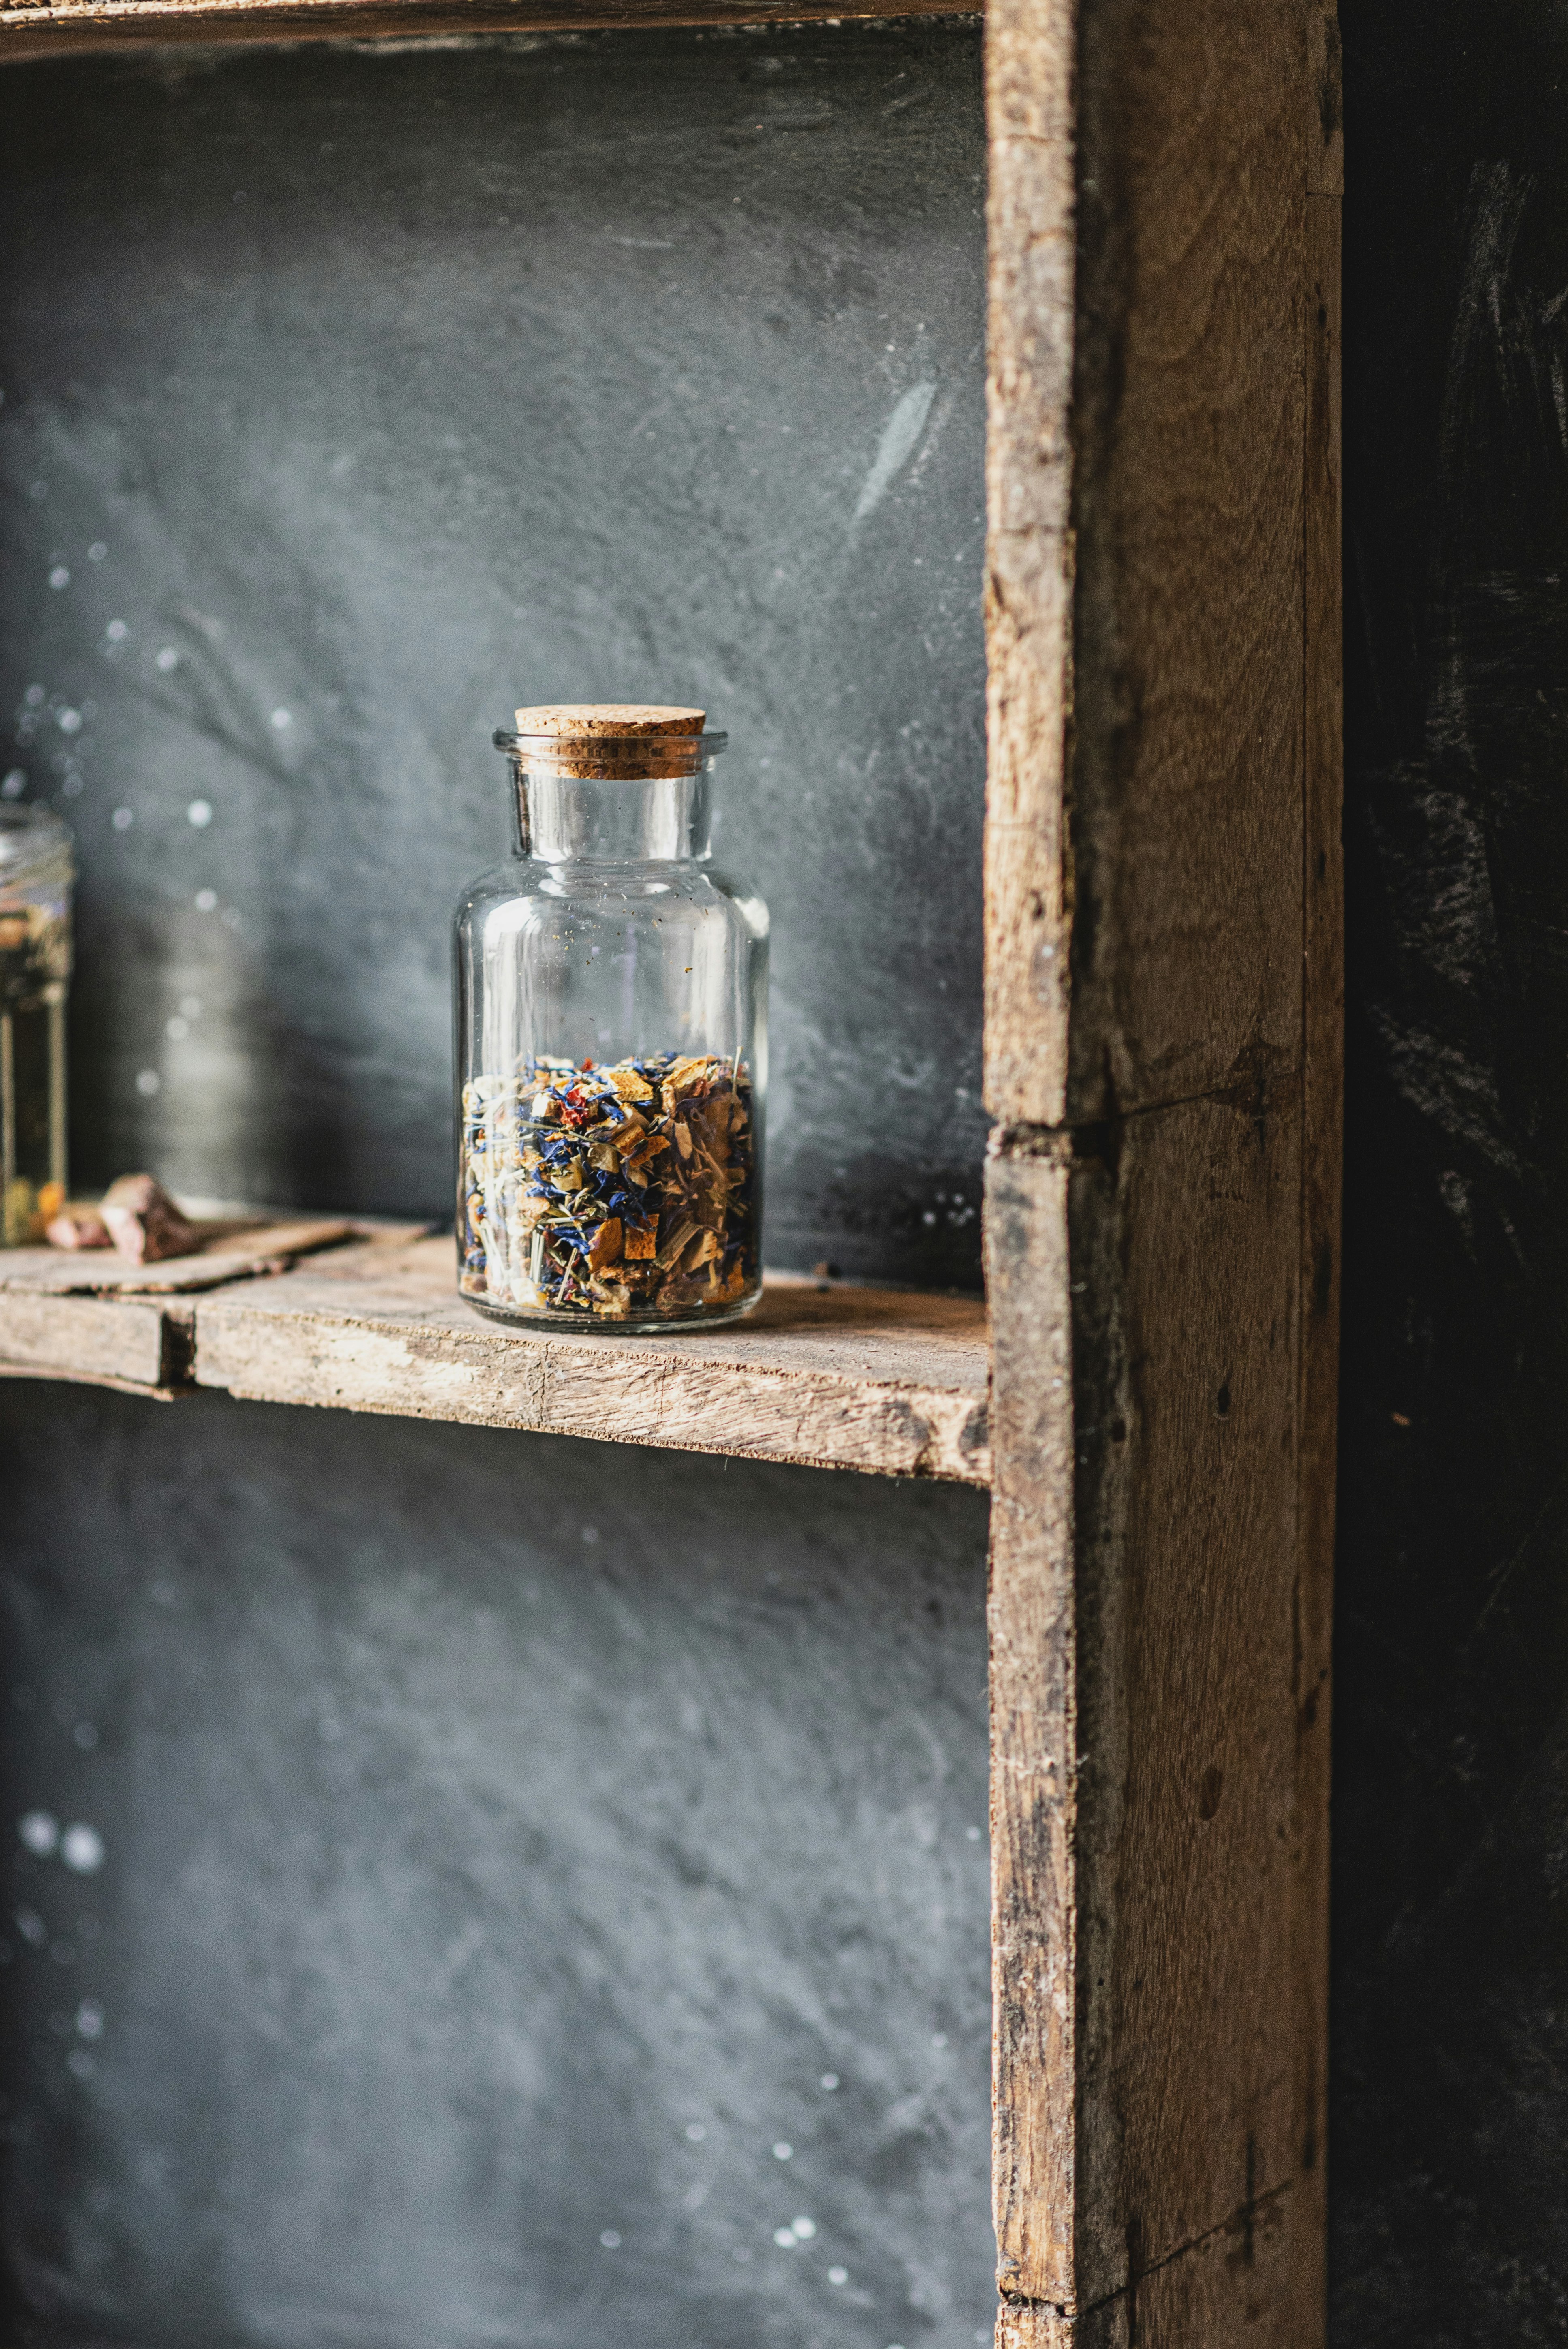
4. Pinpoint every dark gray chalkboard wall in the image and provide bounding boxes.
[0,22,987,1287]
[1334,2,1568,2340]
[0,1387,992,2349]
